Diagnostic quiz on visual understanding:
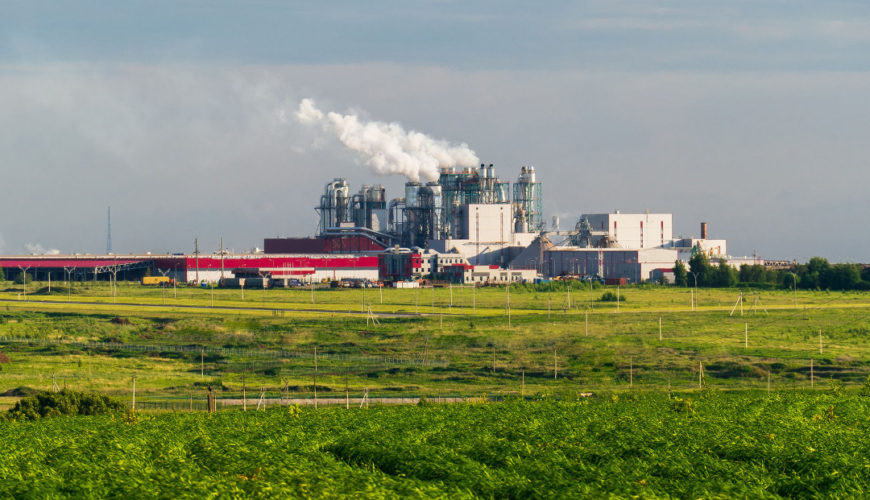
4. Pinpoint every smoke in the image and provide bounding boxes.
[296,98,479,182]
[25,243,60,255]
